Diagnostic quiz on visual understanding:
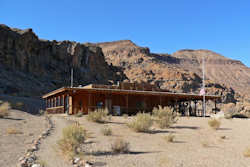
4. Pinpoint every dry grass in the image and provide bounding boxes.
[75,112,84,117]
[123,114,128,119]
[164,133,175,143]
[6,127,23,135]
[0,102,11,118]
[36,160,47,167]
[243,147,250,157]
[220,135,226,140]
[208,119,221,130]
[152,106,177,129]
[87,108,108,123]
[57,124,87,159]
[111,138,130,154]
[101,126,112,136]
[14,102,24,110]
[201,140,209,147]
[128,112,153,132]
